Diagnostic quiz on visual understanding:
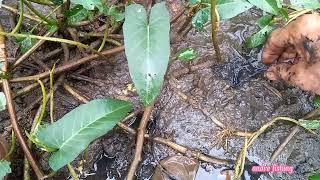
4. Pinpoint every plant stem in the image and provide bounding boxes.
[11,0,24,34]
[28,0,54,5]
[1,4,43,23]
[4,130,16,160]
[98,21,109,52]
[24,0,56,25]
[210,0,222,62]
[67,164,79,180]
[0,31,105,57]
[127,105,154,180]
[0,22,45,180]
